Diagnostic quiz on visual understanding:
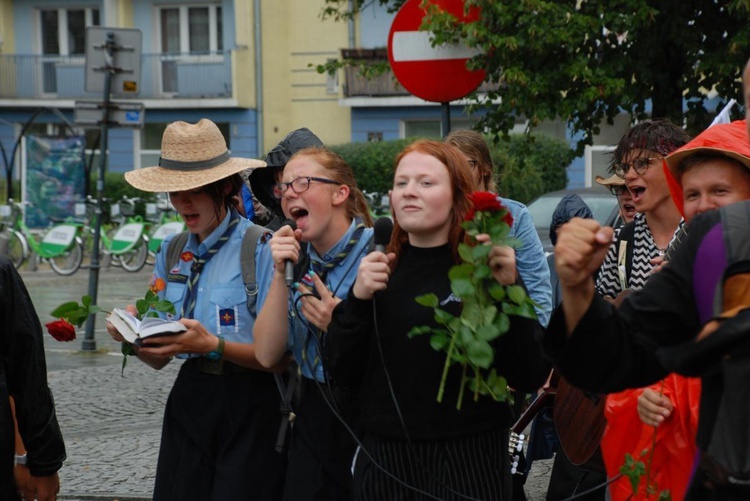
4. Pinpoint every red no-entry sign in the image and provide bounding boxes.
[387,0,485,103]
